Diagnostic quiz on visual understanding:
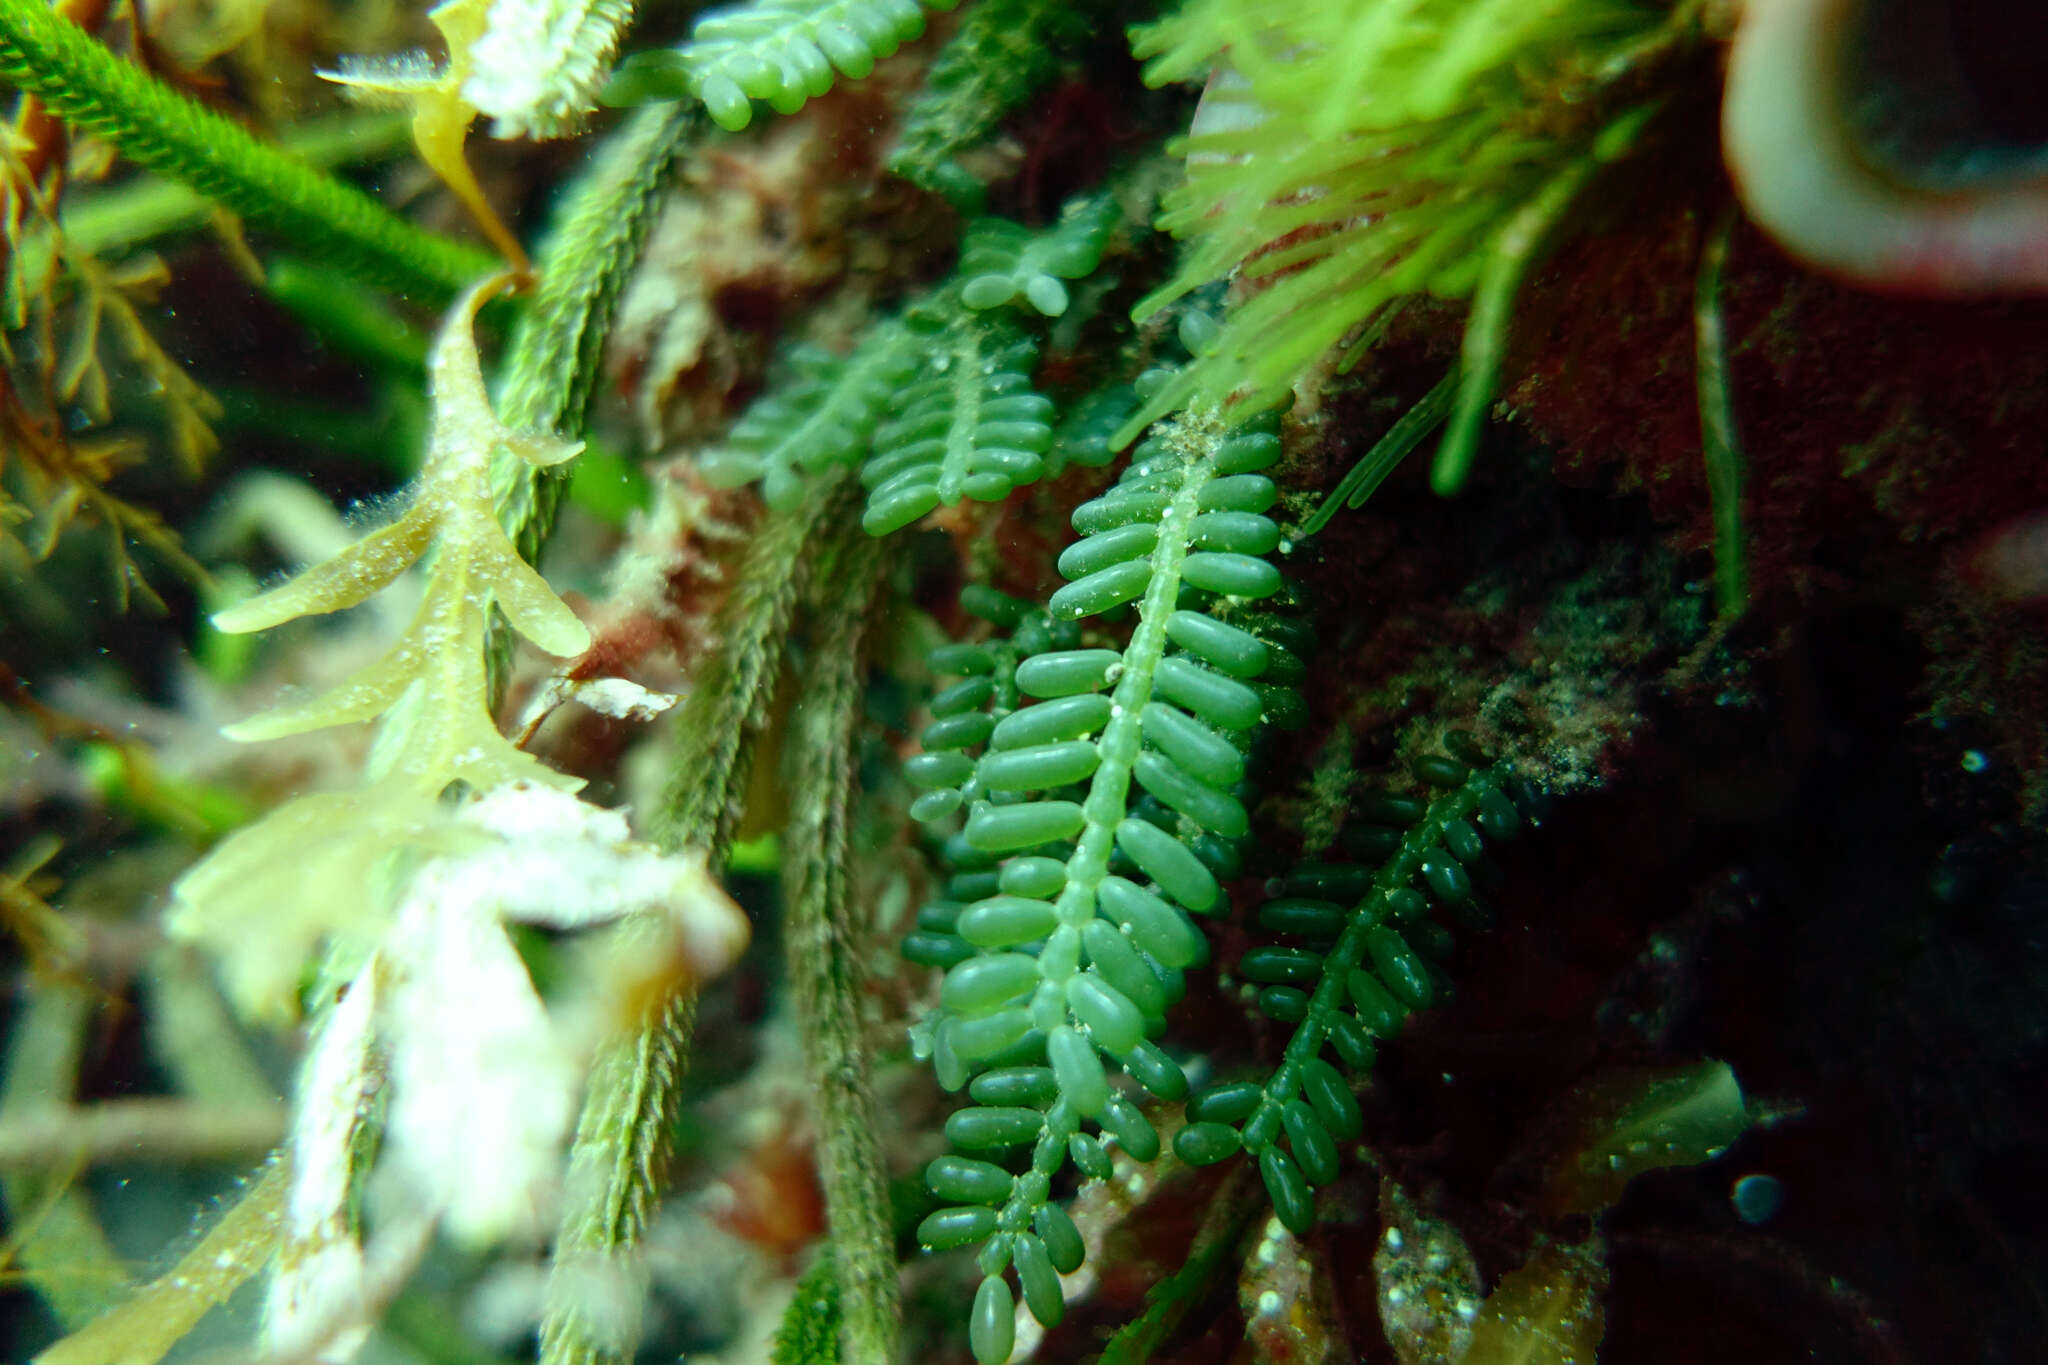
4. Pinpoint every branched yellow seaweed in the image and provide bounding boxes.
[171,273,594,1020]
[214,272,591,789]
